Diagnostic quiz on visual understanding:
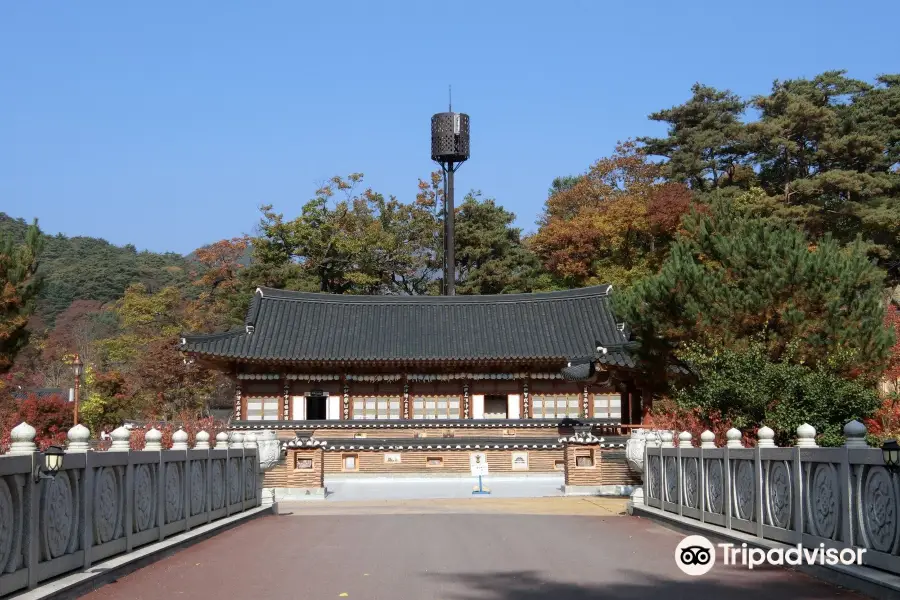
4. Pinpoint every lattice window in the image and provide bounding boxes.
[352,396,401,420]
[531,395,579,419]
[245,396,280,421]
[592,393,621,419]
[412,396,461,420]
